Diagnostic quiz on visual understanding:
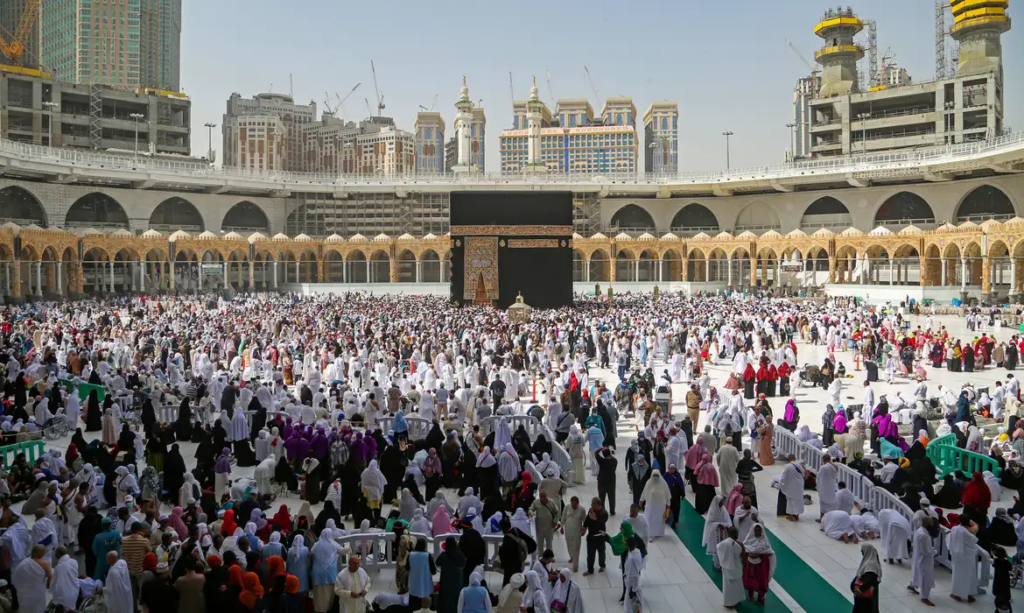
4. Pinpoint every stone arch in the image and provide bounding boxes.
[989,239,1012,294]
[66,192,129,229]
[615,249,636,282]
[873,192,935,226]
[890,244,921,286]
[82,246,112,293]
[661,248,683,282]
[734,202,781,232]
[573,249,586,283]
[800,196,851,229]
[395,249,417,283]
[0,186,47,225]
[687,248,707,282]
[369,249,390,283]
[670,203,720,232]
[149,197,205,232]
[589,248,611,283]
[637,248,658,282]
[223,201,271,233]
[421,249,444,282]
[707,247,729,283]
[323,250,344,283]
[296,249,319,283]
[835,245,859,284]
[955,185,1016,221]
[609,204,656,232]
